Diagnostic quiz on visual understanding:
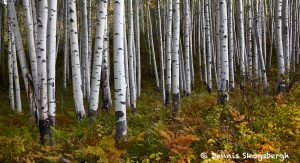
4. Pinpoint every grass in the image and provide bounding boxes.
[0,68,300,162]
